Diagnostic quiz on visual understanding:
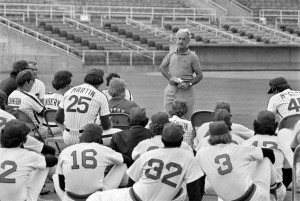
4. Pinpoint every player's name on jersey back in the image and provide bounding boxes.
[70,86,96,97]
[8,97,21,105]
[44,98,60,108]
[280,90,300,99]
